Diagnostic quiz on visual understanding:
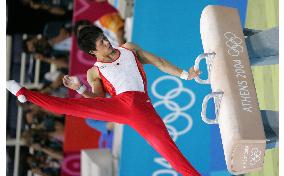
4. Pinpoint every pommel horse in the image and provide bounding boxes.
[194,5,266,175]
